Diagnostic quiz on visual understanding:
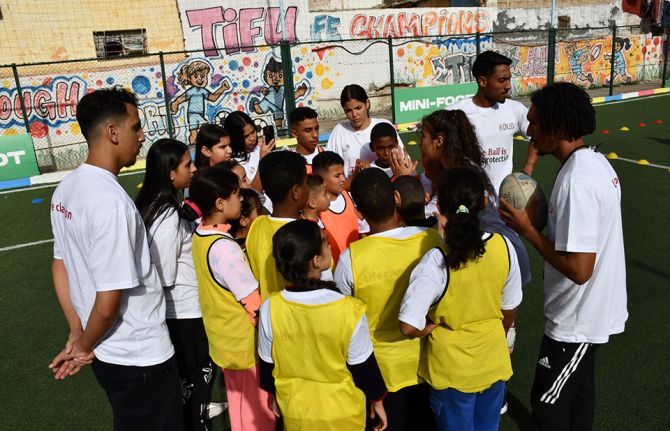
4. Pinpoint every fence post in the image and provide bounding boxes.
[159,52,175,139]
[609,26,617,96]
[11,64,31,134]
[547,28,557,84]
[662,25,669,88]
[476,32,481,57]
[388,36,396,124]
[280,40,296,131]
